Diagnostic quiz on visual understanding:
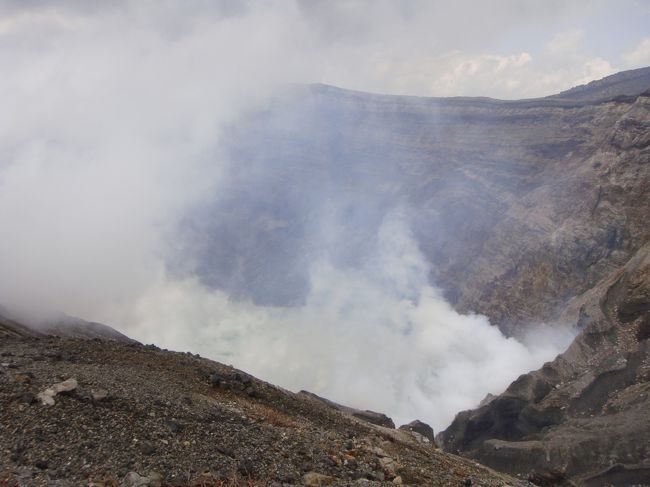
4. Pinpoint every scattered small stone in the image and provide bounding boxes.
[238,459,255,476]
[276,473,297,483]
[123,472,150,487]
[303,471,334,486]
[91,389,109,401]
[216,445,234,457]
[0,329,525,486]
[369,471,385,481]
[37,378,78,405]
[20,392,36,405]
[147,472,163,487]
[34,459,48,470]
[140,442,156,455]
[164,420,182,433]
[14,373,33,383]
[43,350,63,361]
